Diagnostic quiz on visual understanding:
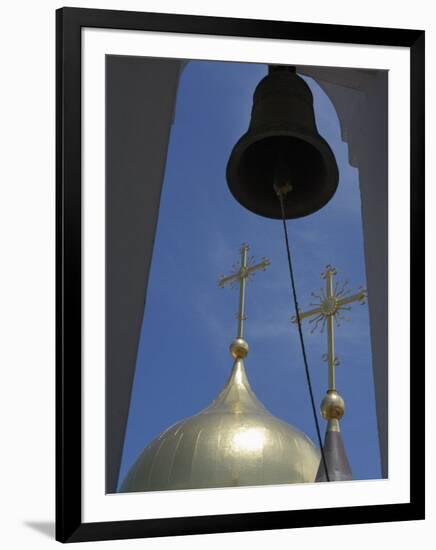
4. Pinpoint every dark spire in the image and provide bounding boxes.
[315,419,352,482]
[287,265,366,482]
